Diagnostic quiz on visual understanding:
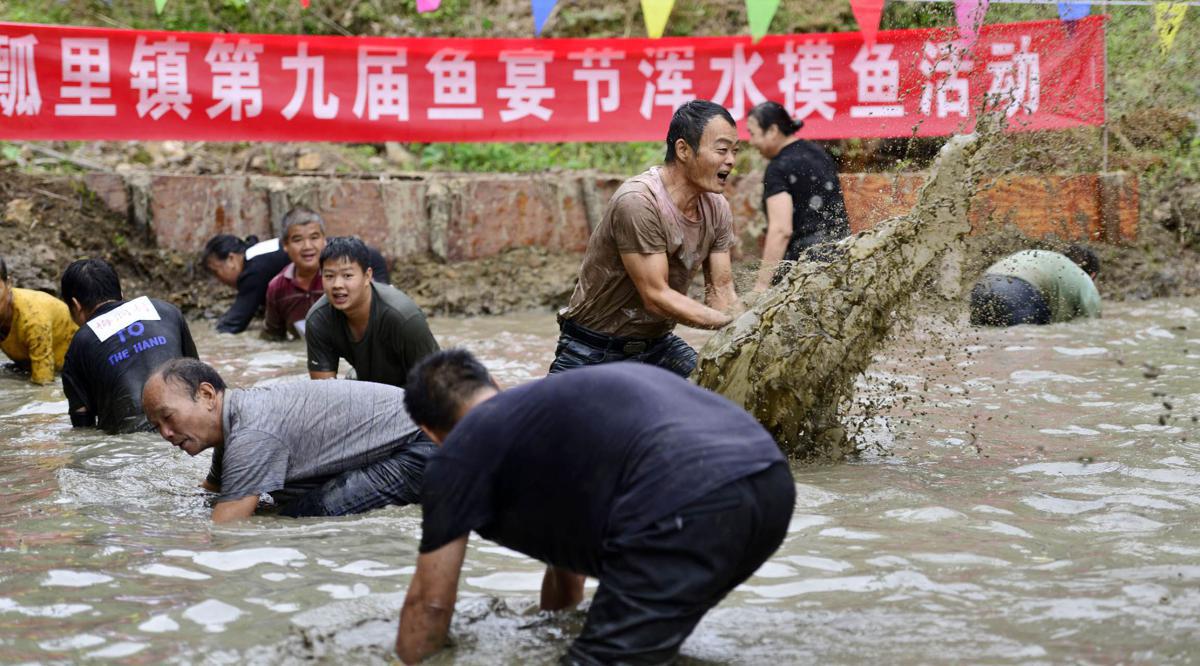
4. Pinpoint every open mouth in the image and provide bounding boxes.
[330,293,349,306]
[716,170,730,185]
